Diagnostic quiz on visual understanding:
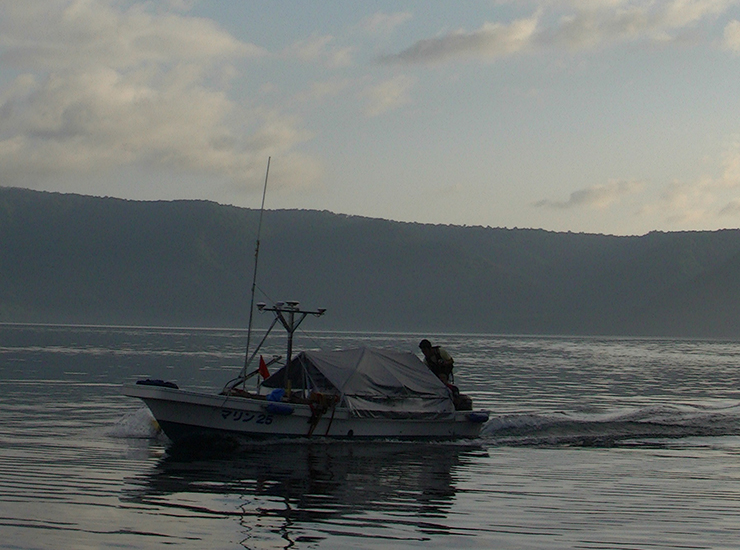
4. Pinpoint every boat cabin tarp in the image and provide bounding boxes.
[263,347,455,418]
